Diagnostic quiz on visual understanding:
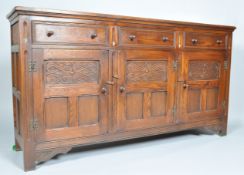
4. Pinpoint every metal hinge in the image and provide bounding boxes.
[28,61,37,72]
[30,118,38,130]
[173,60,177,70]
[222,100,226,110]
[224,60,228,70]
